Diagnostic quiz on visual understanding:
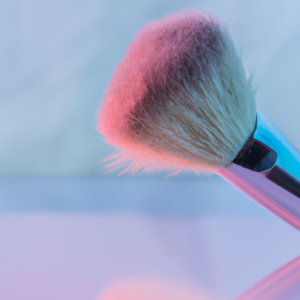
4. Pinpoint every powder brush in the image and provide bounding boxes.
[97,11,300,230]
